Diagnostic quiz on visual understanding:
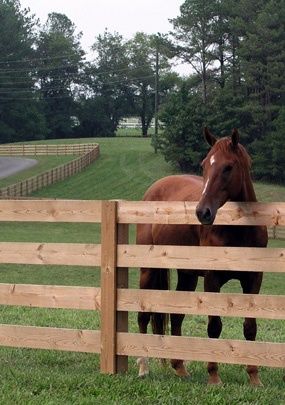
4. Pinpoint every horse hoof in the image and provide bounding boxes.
[138,372,149,379]
[208,376,222,385]
[137,357,149,378]
[249,378,263,387]
[175,368,190,378]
